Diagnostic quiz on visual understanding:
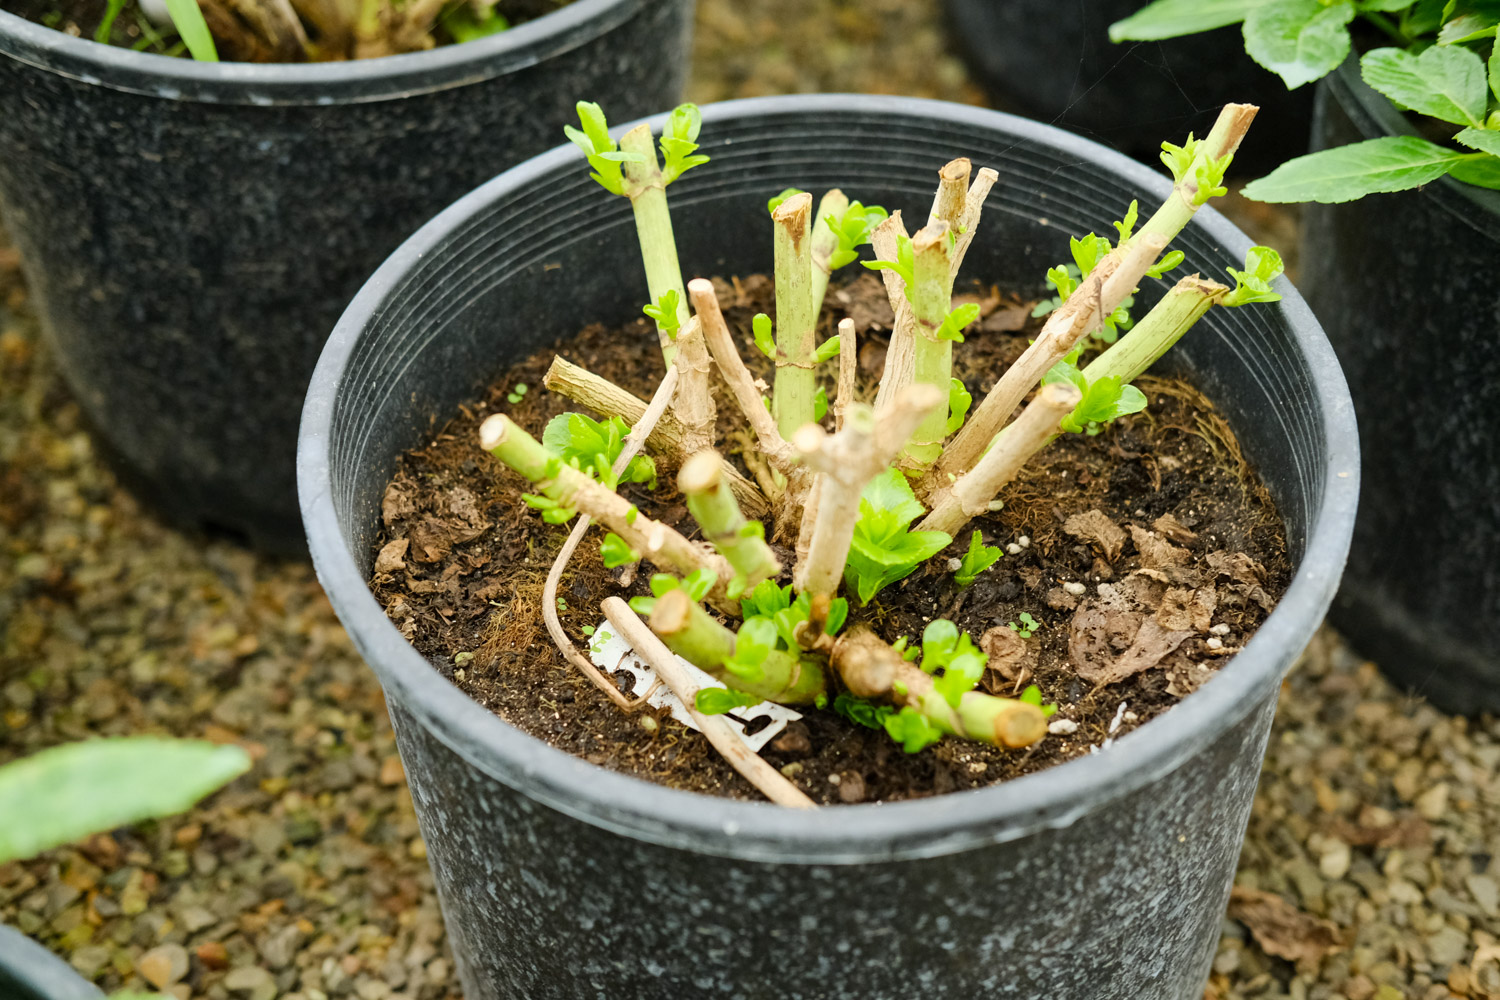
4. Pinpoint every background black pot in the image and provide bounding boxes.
[944,0,1315,172]
[0,0,691,554]
[300,95,1358,1000]
[1302,60,1500,714]
[0,925,102,1000]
